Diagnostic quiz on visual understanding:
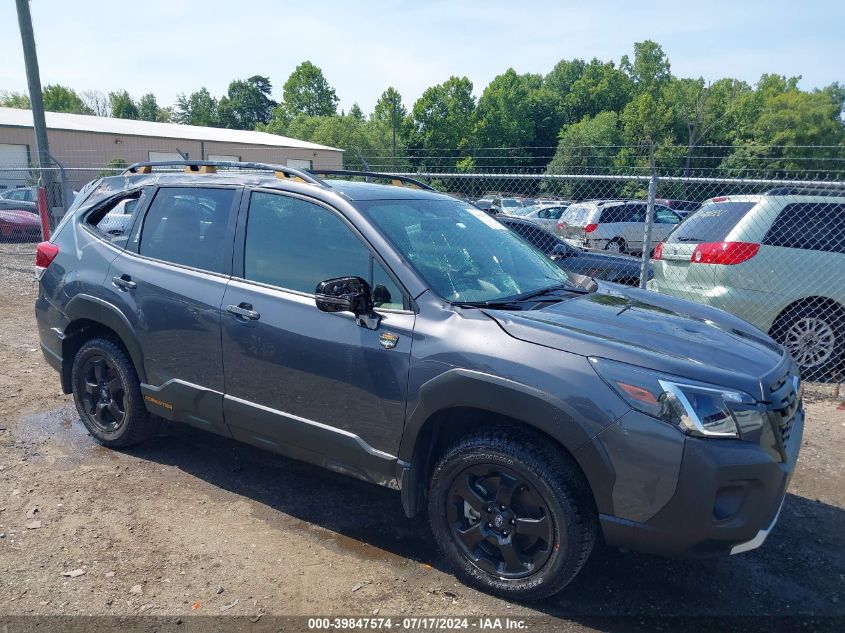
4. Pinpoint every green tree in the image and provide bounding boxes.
[42,84,92,114]
[664,77,751,175]
[281,61,338,117]
[109,90,139,119]
[473,69,550,167]
[174,87,219,126]
[96,157,128,178]
[544,111,623,197]
[217,75,276,130]
[137,93,163,122]
[407,76,476,168]
[348,103,365,121]
[372,87,407,125]
[565,59,633,124]
[281,113,405,170]
[0,91,31,109]
[544,59,587,100]
[621,40,672,96]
